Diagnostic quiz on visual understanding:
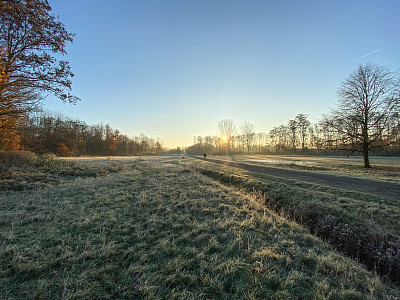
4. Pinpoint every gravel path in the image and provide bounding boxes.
[200,157,400,199]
